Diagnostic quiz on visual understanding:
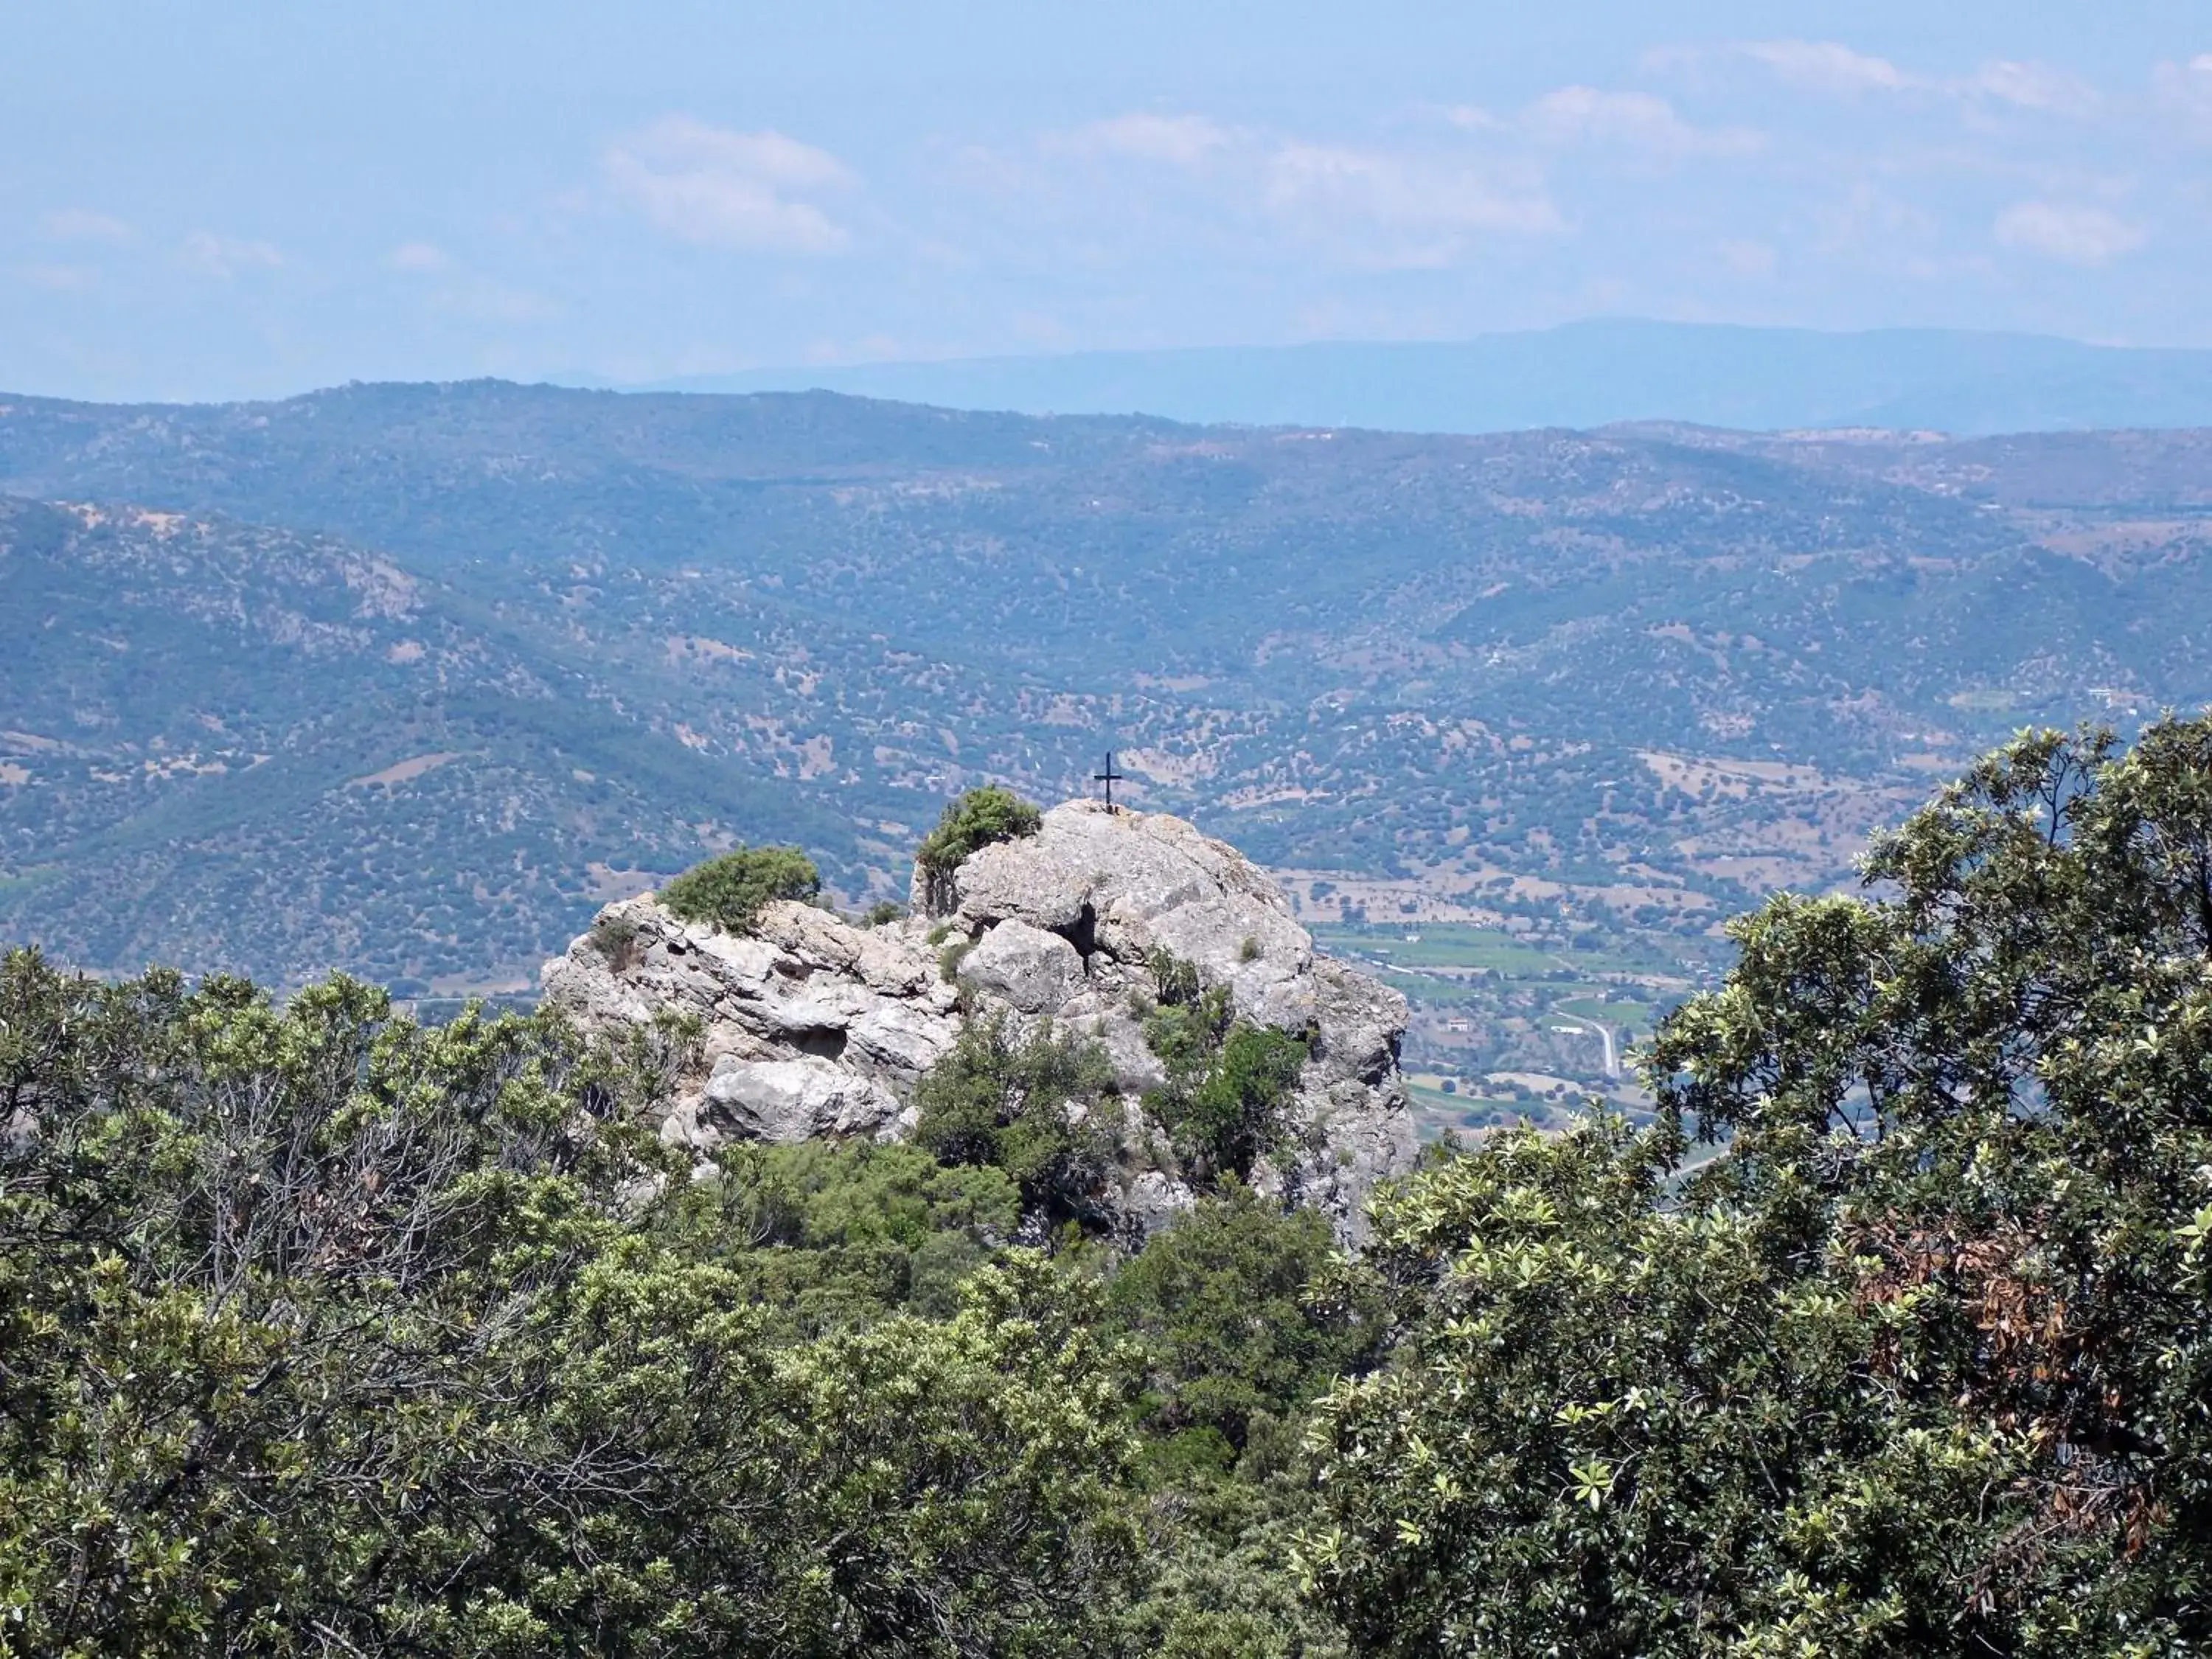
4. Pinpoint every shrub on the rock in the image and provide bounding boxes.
[916,787,1043,876]
[660,844,820,934]
[589,911,644,969]
[1141,949,1310,1185]
[914,1015,1121,1228]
